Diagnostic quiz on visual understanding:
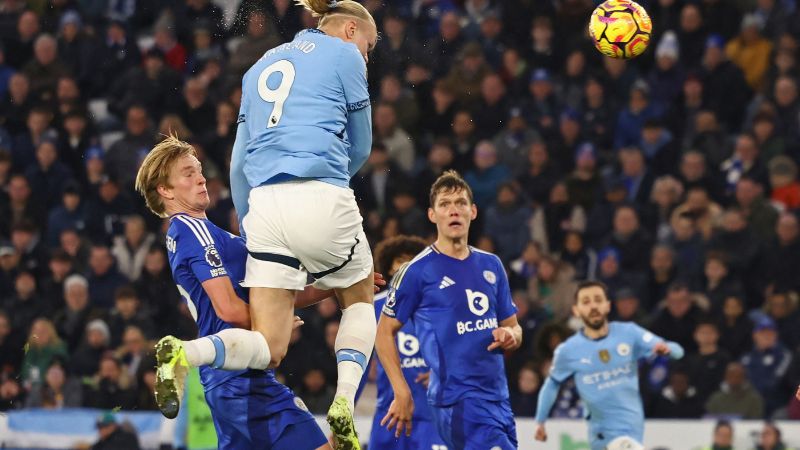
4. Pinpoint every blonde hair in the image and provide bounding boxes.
[135,135,197,218]
[295,0,375,28]
[28,318,61,349]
